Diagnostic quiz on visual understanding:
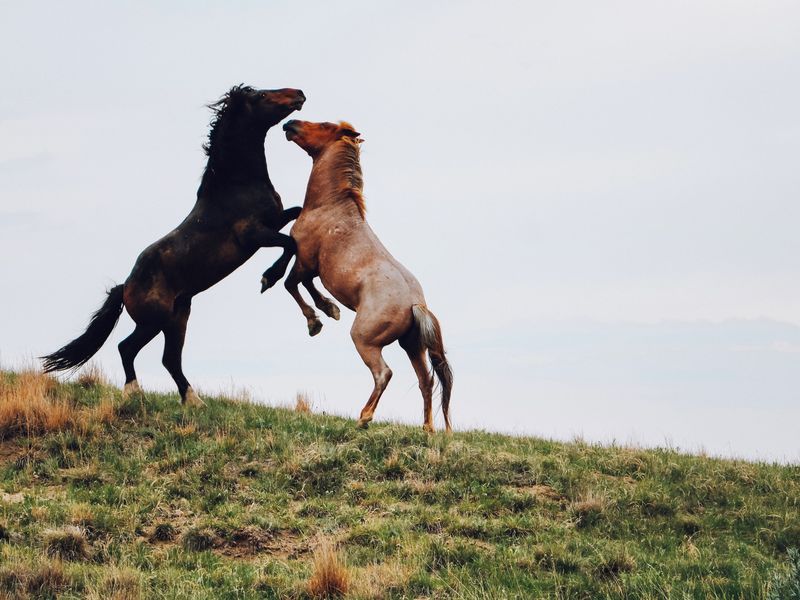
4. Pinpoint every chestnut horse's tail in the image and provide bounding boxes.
[411,304,453,432]
[41,285,125,373]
